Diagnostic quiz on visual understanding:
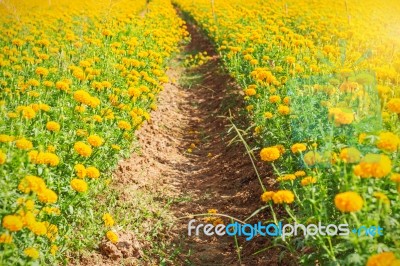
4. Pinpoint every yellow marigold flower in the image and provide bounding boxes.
[283,96,290,105]
[86,166,100,178]
[291,143,307,153]
[0,134,14,142]
[286,56,296,64]
[277,105,290,115]
[334,191,363,212]
[246,105,254,111]
[46,121,60,132]
[294,171,306,177]
[376,132,400,152]
[264,112,273,119]
[22,107,36,119]
[50,245,58,256]
[35,67,49,76]
[339,147,361,163]
[28,221,47,236]
[56,81,69,91]
[75,105,86,113]
[74,164,86,178]
[102,29,113,37]
[367,252,400,266]
[18,175,46,194]
[71,178,88,193]
[106,231,119,243]
[353,153,392,178]
[260,147,280,162]
[273,144,286,155]
[261,191,275,202]
[2,215,23,232]
[118,120,131,130]
[87,135,104,147]
[0,233,12,244]
[112,144,121,150]
[245,88,256,96]
[102,213,115,227]
[0,151,6,164]
[303,151,322,167]
[37,188,58,204]
[73,90,91,104]
[24,247,39,259]
[272,190,295,204]
[373,192,390,205]
[25,199,35,210]
[93,115,103,122]
[43,153,60,166]
[390,173,400,183]
[43,207,61,216]
[74,141,92,157]
[47,145,56,152]
[329,108,354,125]
[269,95,281,103]
[387,98,400,113]
[301,176,317,186]
[16,138,33,150]
[278,174,296,181]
